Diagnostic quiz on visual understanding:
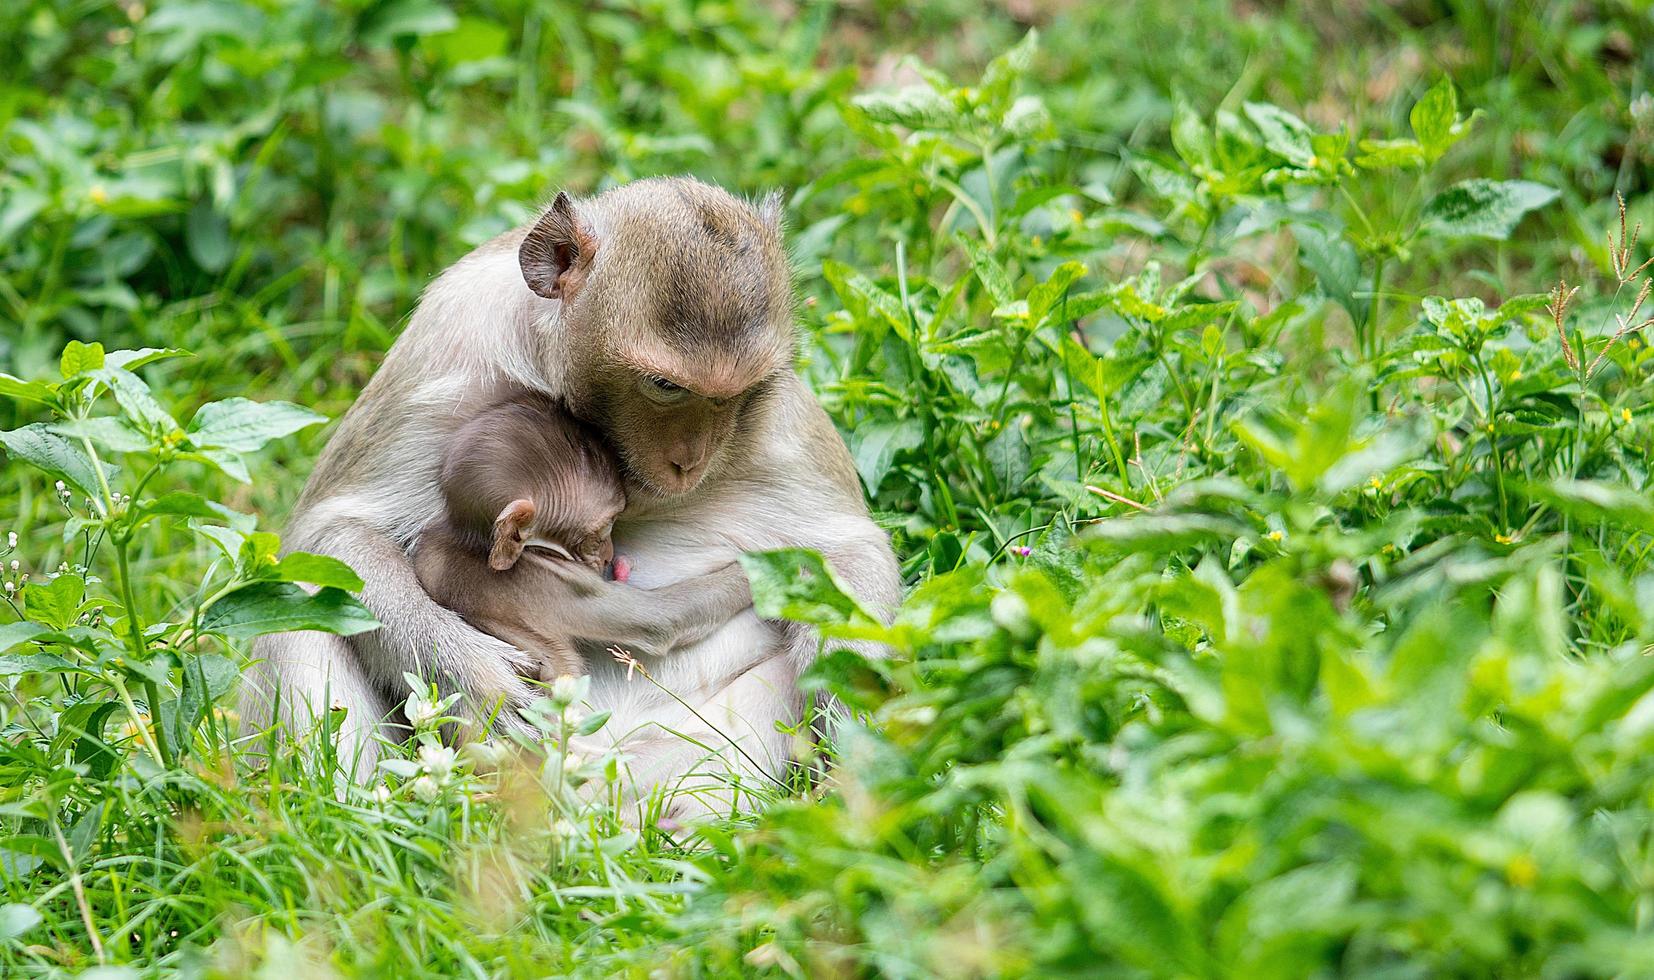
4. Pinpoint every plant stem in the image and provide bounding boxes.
[114,538,174,769]
[1366,254,1387,361]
